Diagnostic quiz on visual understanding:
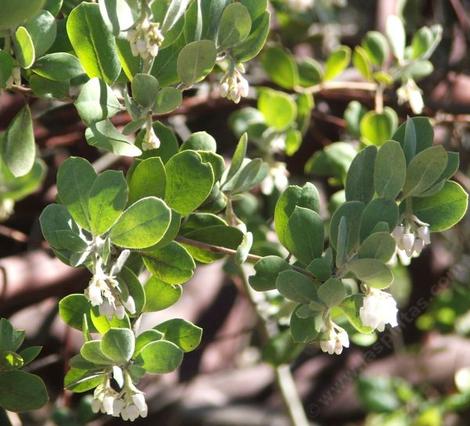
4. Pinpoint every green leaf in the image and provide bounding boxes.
[67,2,121,83]
[144,276,182,312]
[261,46,298,89]
[64,368,103,393]
[74,78,121,125]
[90,308,131,334]
[177,40,217,85]
[59,294,95,332]
[284,206,324,265]
[165,150,214,215]
[412,181,468,232]
[0,371,48,412]
[88,170,128,235]
[224,158,268,194]
[99,0,135,35]
[2,105,35,177]
[362,31,389,66]
[227,133,248,181]
[86,120,142,157]
[297,57,323,87]
[249,256,291,291]
[0,51,14,89]
[181,131,216,152]
[110,197,171,249]
[290,306,320,343]
[258,89,297,131]
[374,141,406,199]
[359,198,398,241]
[329,201,365,252]
[181,225,243,263]
[402,146,448,198]
[386,15,406,62]
[24,10,57,58]
[217,3,251,48]
[240,0,266,20]
[33,52,84,81]
[317,278,346,307]
[19,346,42,365]
[39,204,87,251]
[323,46,350,81]
[142,241,196,285]
[360,110,396,146]
[393,117,433,158]
[154,87,182,114]
[359,232,396,262]
[137,340,183,374]
[100,328,135,363]
[346,258,394,289]
[274,183,320,248]
[57,157,97,230]
[352,46,372,80]
[128,157,166,204]
[345,145,377,203]
[0,319,24,353]
[232,11,270,63]
[80,341,113,365]
[0,0,45,32]
[131,73,159,109]
[276,270,317,304]
[155,318,202,352]
[134,330,163,356]
[14,26,35,69]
